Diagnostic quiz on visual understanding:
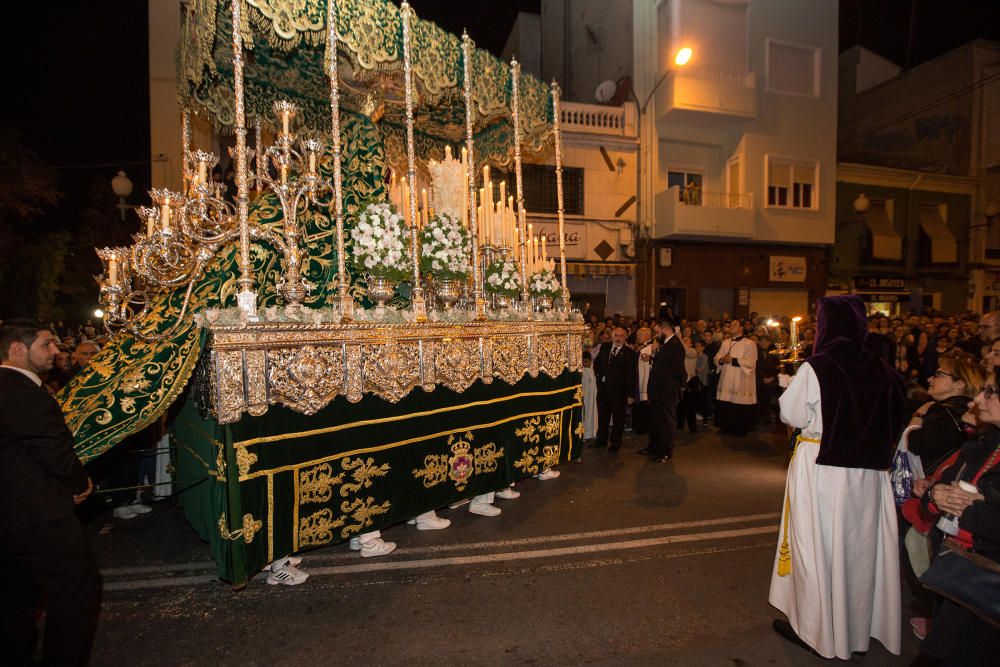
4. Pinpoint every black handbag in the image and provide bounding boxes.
[920,546,1000,628]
